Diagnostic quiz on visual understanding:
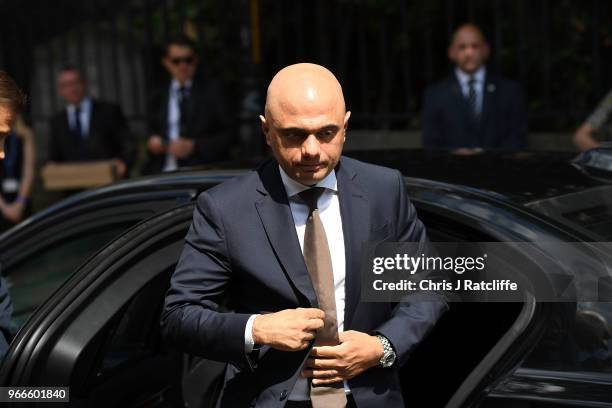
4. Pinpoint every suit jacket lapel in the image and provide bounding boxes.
[62,108,83,157]
[87,100,97,142]
[449,76,475,128]
[480,73,497,142]
[254,161,318,307]
[161,86,170,141]
[336,159,369,329]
